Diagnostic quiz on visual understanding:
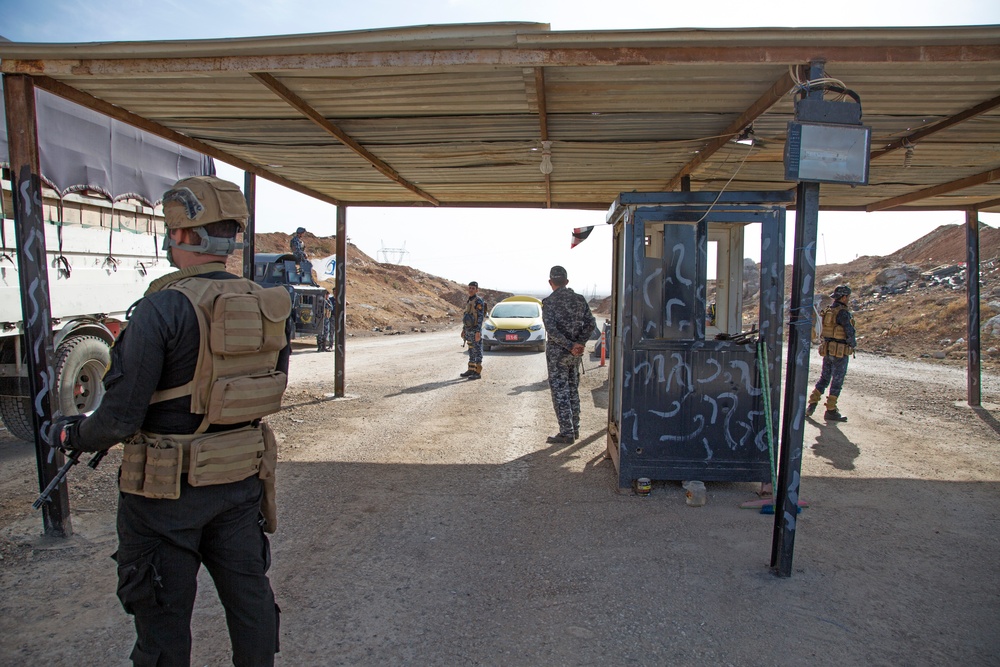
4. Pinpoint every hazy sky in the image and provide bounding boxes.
[2,0,998,294]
